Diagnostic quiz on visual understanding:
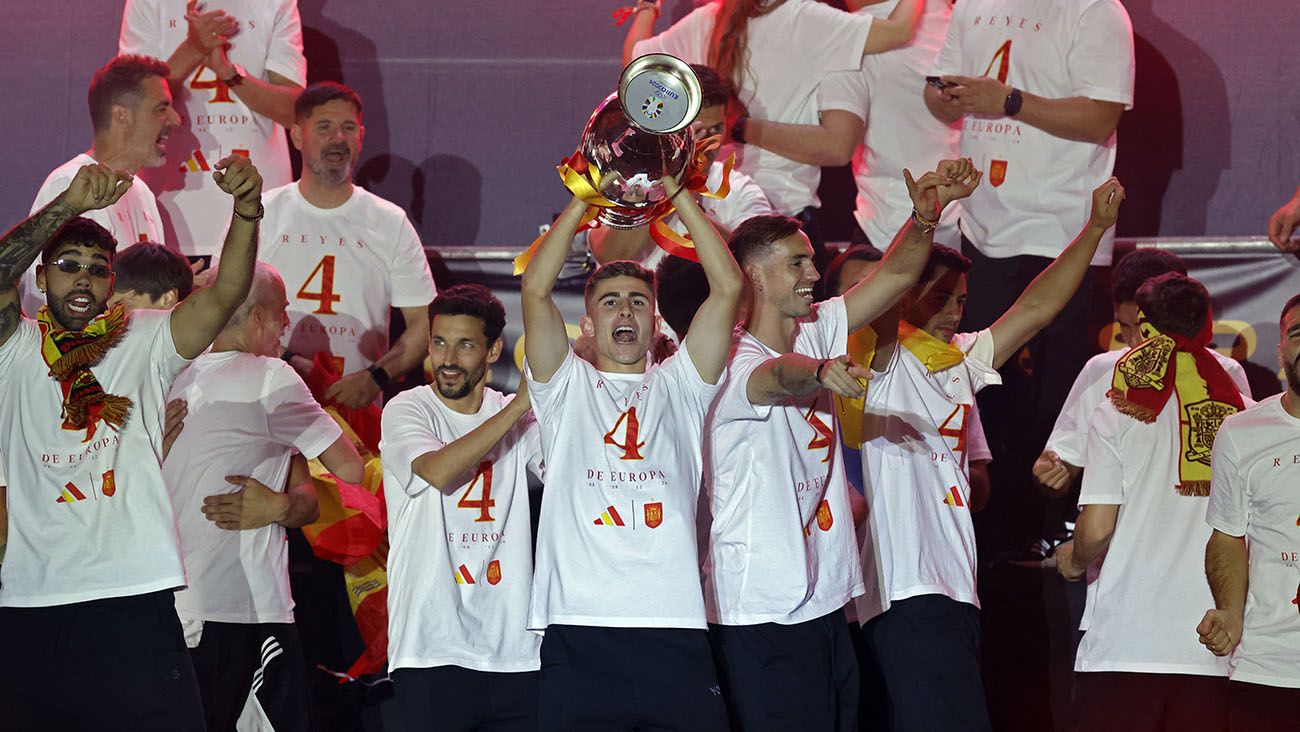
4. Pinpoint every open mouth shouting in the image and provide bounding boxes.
[65,292,96,316]
[322,144,351,165]
[612,324,639,345]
